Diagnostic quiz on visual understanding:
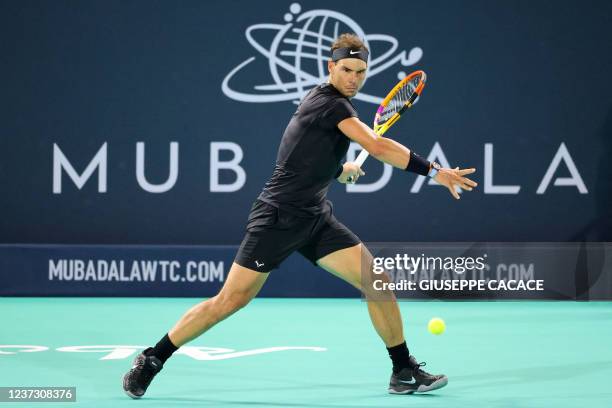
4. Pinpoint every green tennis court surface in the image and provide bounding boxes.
[1,298,611,407]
